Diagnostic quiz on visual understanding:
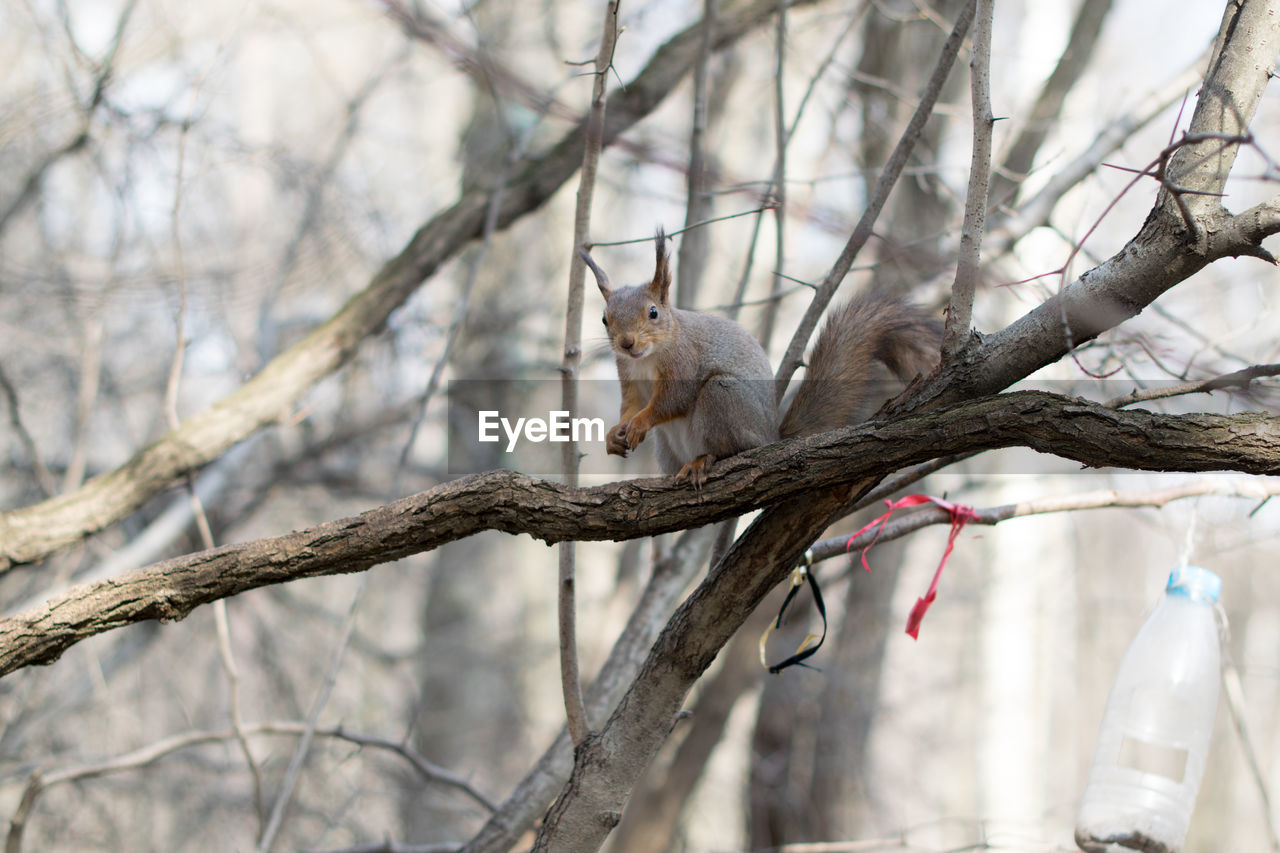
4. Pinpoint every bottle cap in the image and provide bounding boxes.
[1166,565,1222,602]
